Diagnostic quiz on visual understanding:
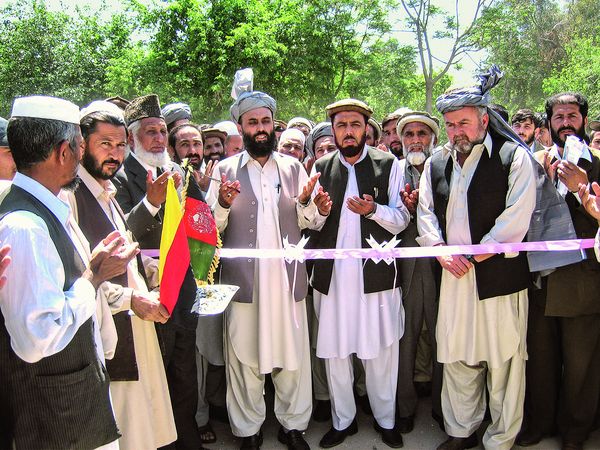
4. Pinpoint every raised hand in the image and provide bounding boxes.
[217,173,241,208]
[579,181,600,221]
[146,170,176,207]
[298,172,321,205]
[314,186,332,216]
